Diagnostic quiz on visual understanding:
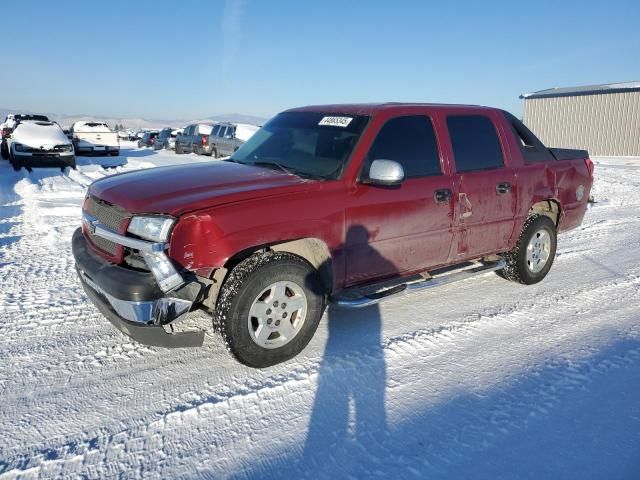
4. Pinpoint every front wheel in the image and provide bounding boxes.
[9,153,22,171]
[213,251,326,368]
[500,214,557,285]
[1,141,8,160]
